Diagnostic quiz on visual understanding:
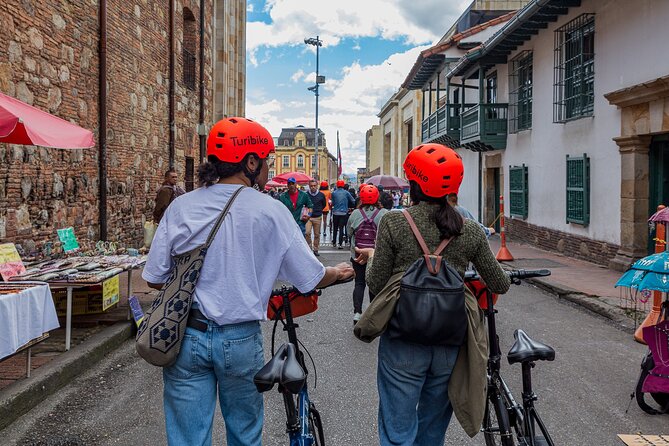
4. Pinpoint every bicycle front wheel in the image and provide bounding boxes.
[483,388,515,446]
[308,403,325,446]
